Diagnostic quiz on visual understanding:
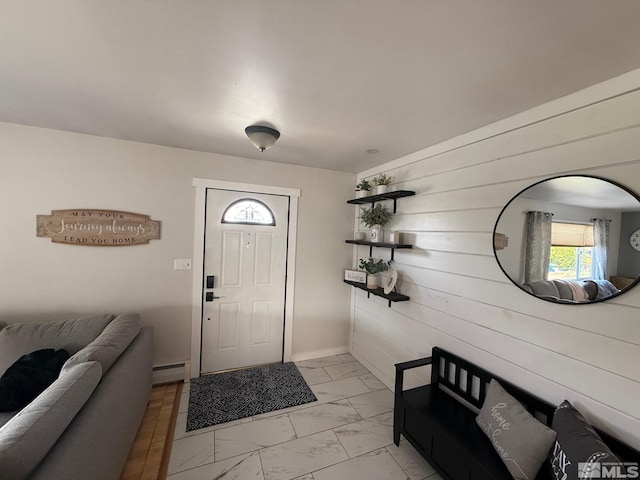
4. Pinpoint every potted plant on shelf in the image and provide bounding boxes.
[355,179,372,198]
[359,204,392,243]
[359,257,391,289]
[372,173,393,195]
